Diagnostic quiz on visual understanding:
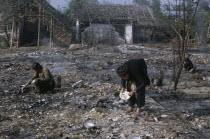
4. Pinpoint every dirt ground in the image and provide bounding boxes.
[1,44,210,139]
